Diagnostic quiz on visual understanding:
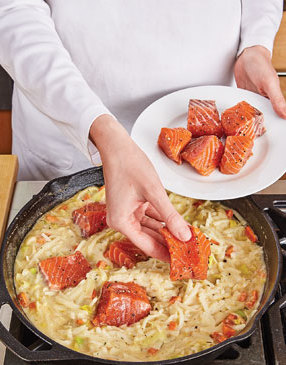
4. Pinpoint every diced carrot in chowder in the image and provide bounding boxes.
[148,348,159,355]
[18,292,29,308]
[245,226,258,242]
[168,321,177,330]
[238,292,248,302]
[211,332,227,343]
[246,290,258,309]
[225,245,234,257]
[222,324,236,338]
[225,209,233,219]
